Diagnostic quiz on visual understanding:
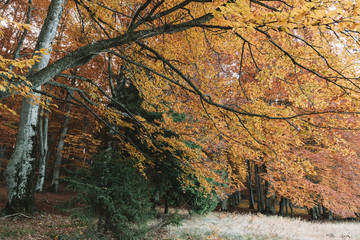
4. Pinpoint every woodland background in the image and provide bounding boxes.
[1,0,360,239]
